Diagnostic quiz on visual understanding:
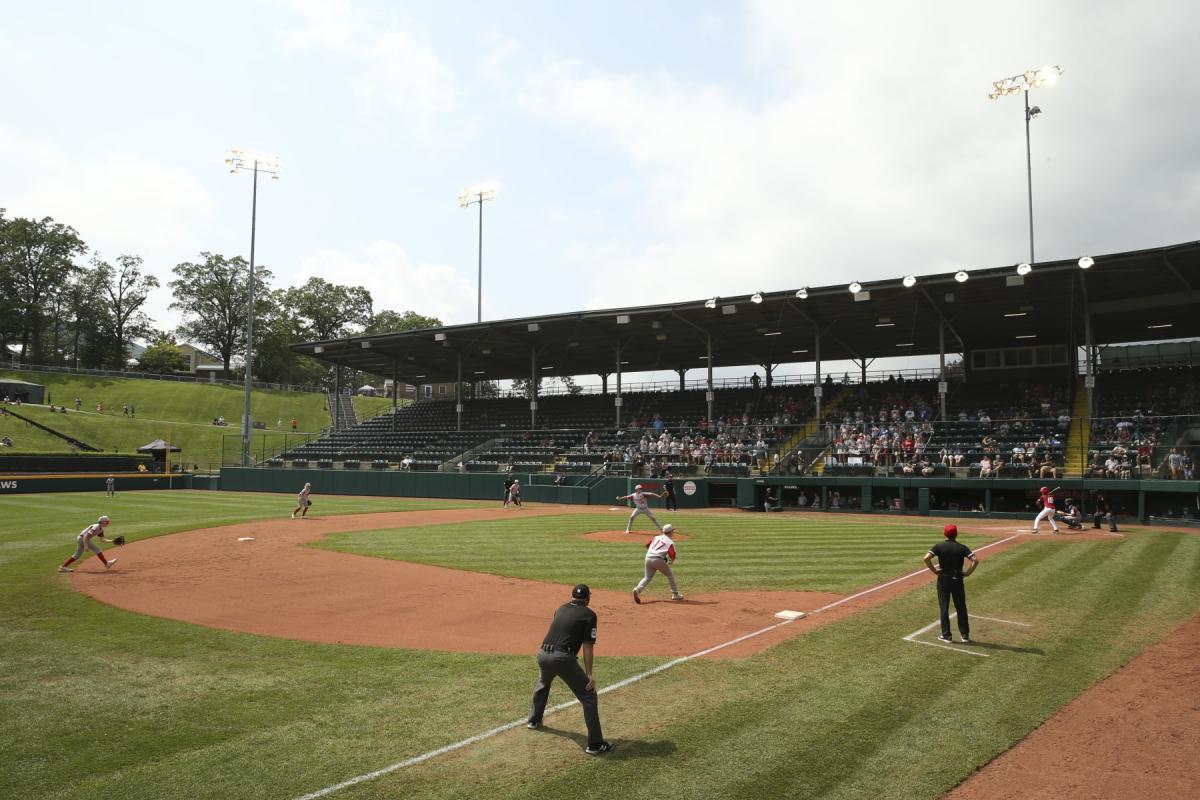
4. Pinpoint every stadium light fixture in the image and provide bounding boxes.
[848,281,862,293]
[225,148,280,467]
[875,317,895,327]
[763,331,782,336]
[1147,323,1173,329]
[458,181,499,324]
[989,64,1063,266]
[954,271,969,283]
[895,342,914,347]
[795,287,808,299]
[791,349,808,354]
[1016,262,1032,276]
[1015,334,1037,339]
[1004,312,1027,318]
[902,275,917,288]
[704,297,718,309]
[750,292,763,304]
[1078,255,1094,269]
